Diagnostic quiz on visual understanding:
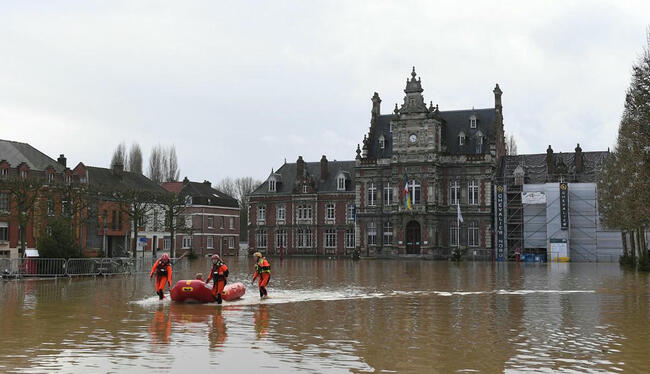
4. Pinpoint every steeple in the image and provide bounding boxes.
[400,66,428,114]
